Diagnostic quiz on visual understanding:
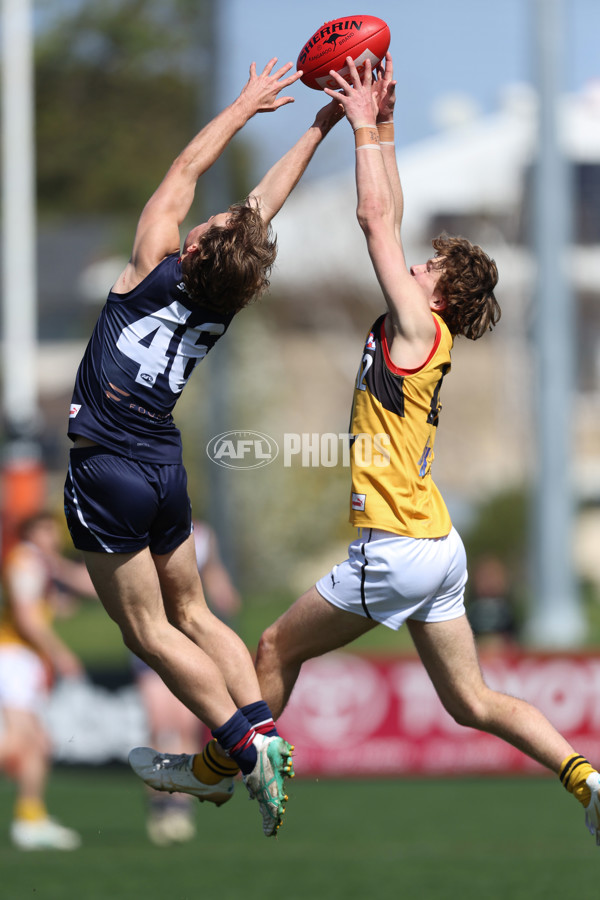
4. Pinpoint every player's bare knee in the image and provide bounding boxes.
[120,616,167,662]
[442,692,490,730]
[256,622,288,670]
[166,605,192,634]
[121,628,148,660]
[168,603,219,646]
[255,626,275,669]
